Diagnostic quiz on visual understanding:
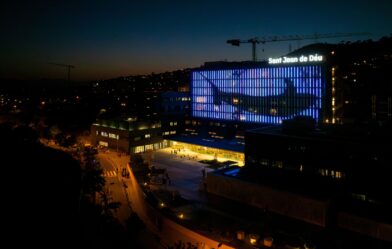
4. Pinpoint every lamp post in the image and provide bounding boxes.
[116,135,119,153]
